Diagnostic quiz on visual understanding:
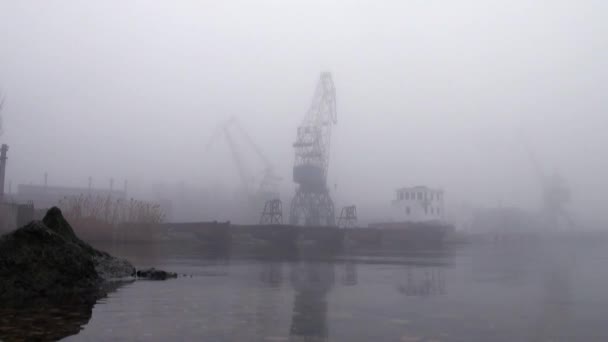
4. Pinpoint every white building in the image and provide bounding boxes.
[391,186,445,222]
